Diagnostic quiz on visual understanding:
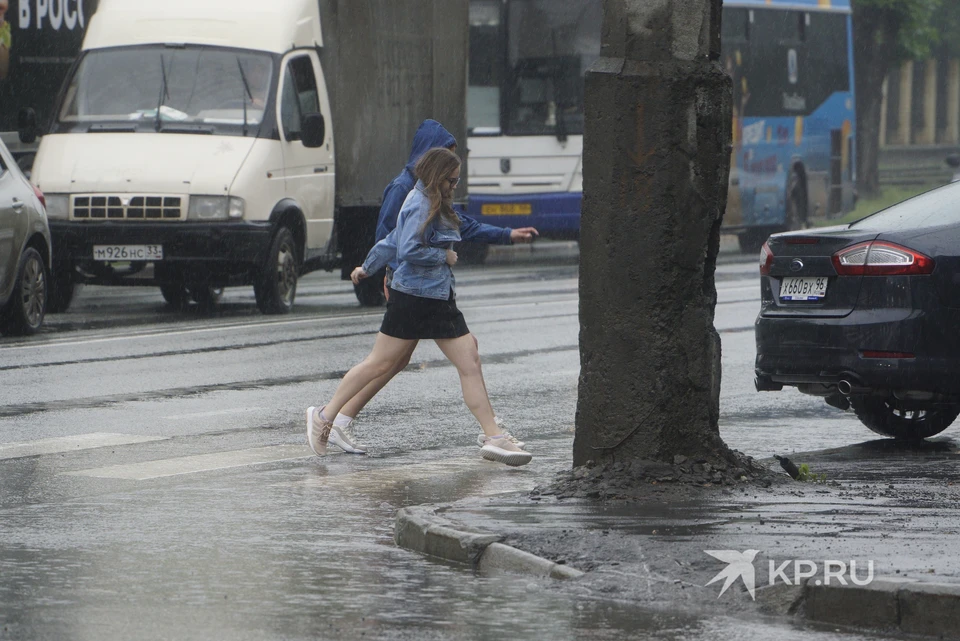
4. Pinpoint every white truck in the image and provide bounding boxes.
[25,0,468,312]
